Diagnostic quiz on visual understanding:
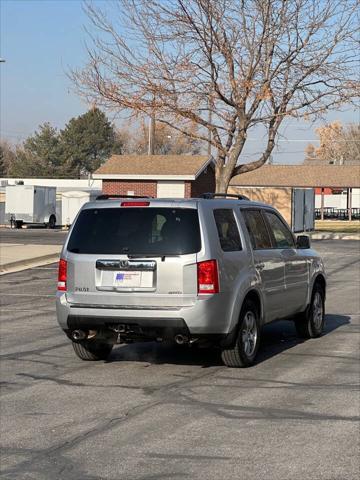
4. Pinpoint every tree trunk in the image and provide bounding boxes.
[215,170,231,194]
